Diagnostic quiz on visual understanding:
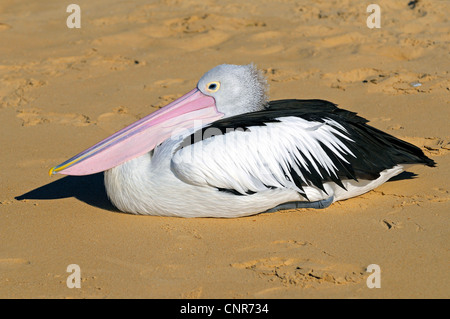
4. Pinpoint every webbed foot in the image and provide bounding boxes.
[264,196,334,213]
